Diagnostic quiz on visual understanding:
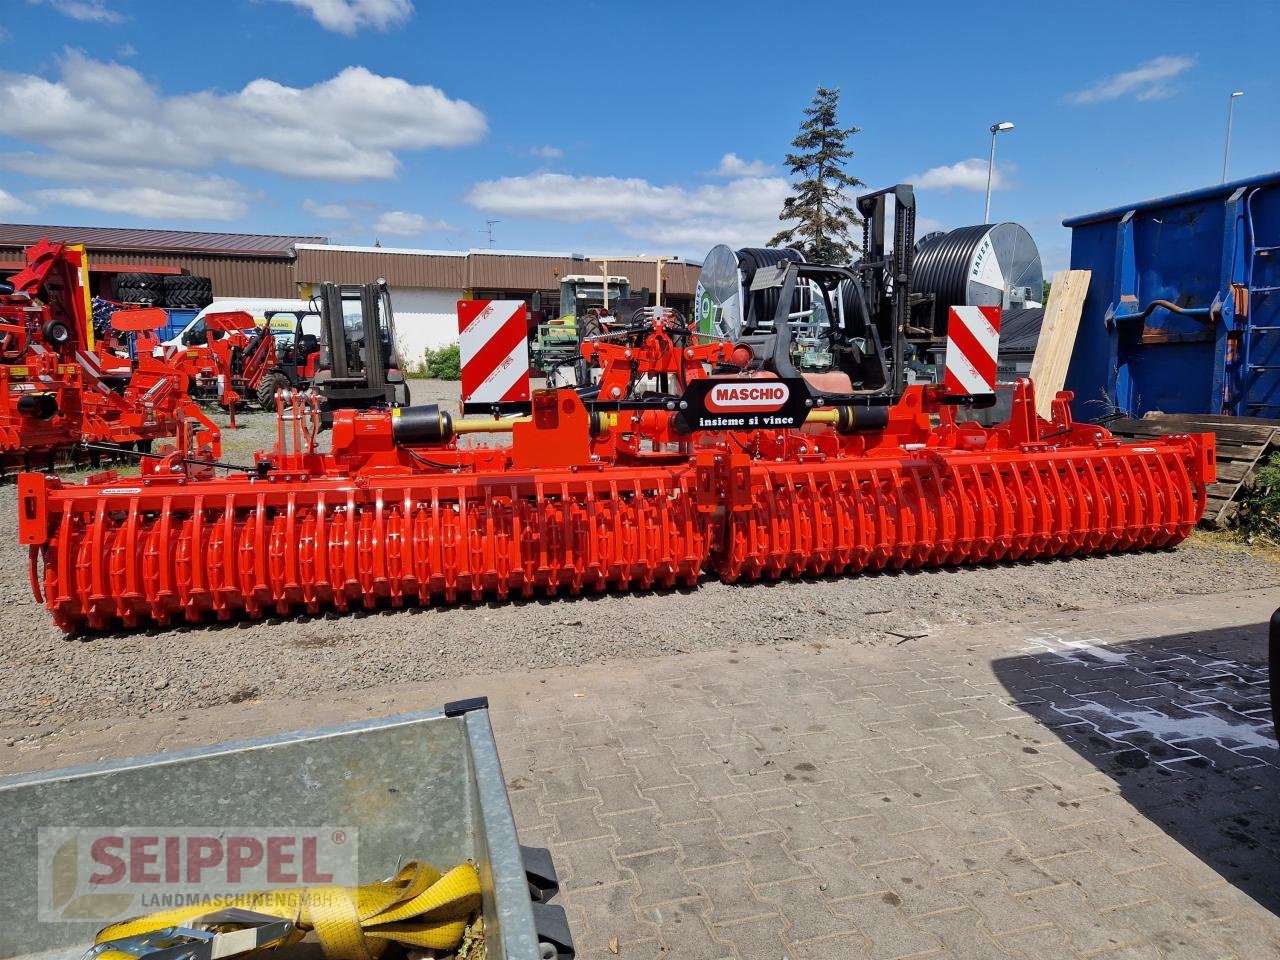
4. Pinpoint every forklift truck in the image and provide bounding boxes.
[312,280,410,410]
